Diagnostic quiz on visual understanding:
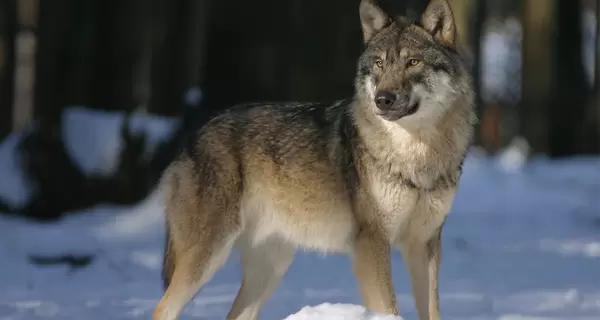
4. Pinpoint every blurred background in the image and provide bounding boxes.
[0,0,599,319]
[0,0,598,220]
